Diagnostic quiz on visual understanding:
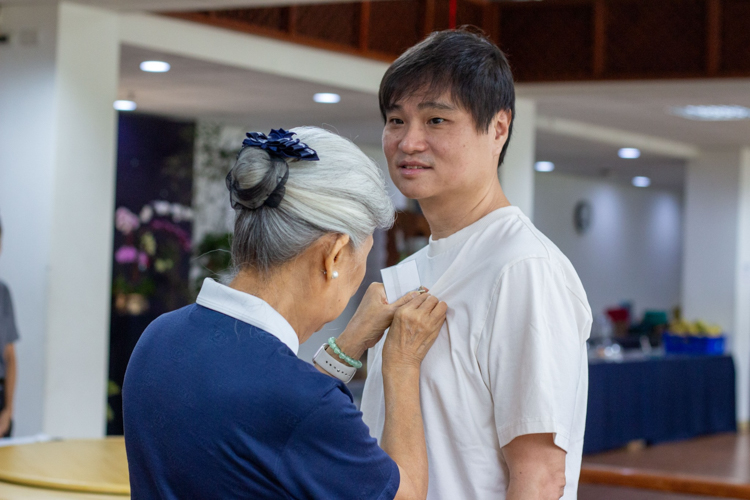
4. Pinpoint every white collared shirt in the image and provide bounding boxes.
[196,278,300,355]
